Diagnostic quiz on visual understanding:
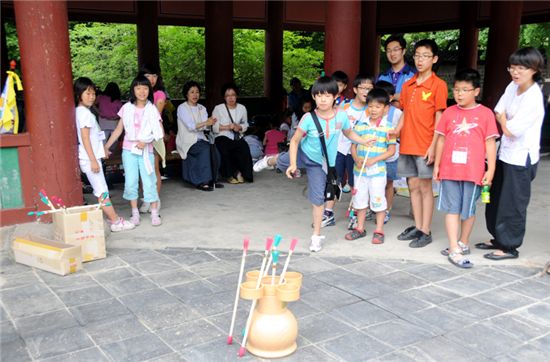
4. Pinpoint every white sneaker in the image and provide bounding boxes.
[139,199,151,214]
[110,217,135,232]
[253,156,275,172]
[309,235,325,252]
